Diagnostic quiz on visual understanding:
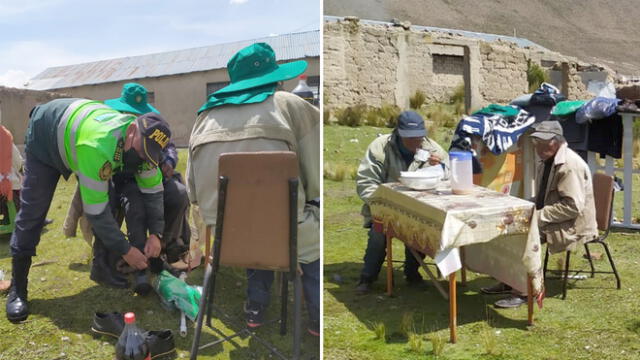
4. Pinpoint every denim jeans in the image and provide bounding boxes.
[246,259,320,323]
